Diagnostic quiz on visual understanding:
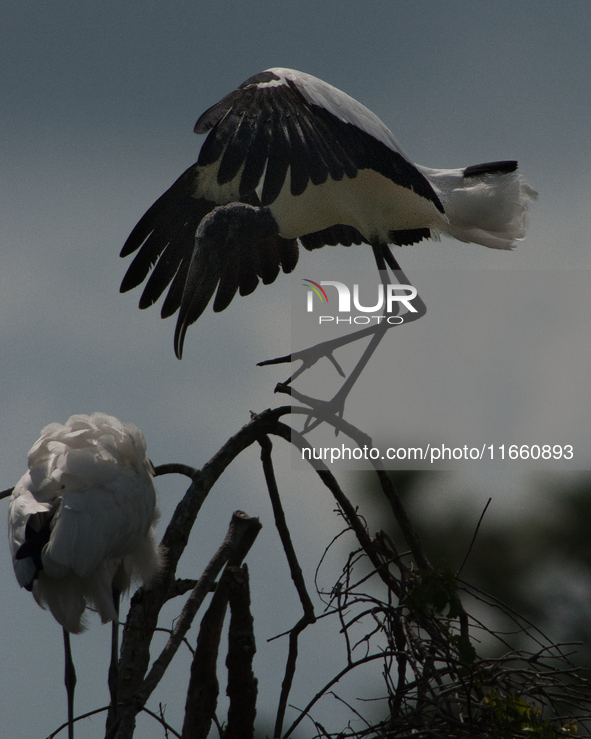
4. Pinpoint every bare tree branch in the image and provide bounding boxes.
[182,512,263,739]
[112,512,262,739]
[181,575,228,739]
[269,420,402,598]
[259,436,316,619]
[115,408,292,718]
[27,405,589,738]
[222,565,258,739]
[258,435,318,737]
